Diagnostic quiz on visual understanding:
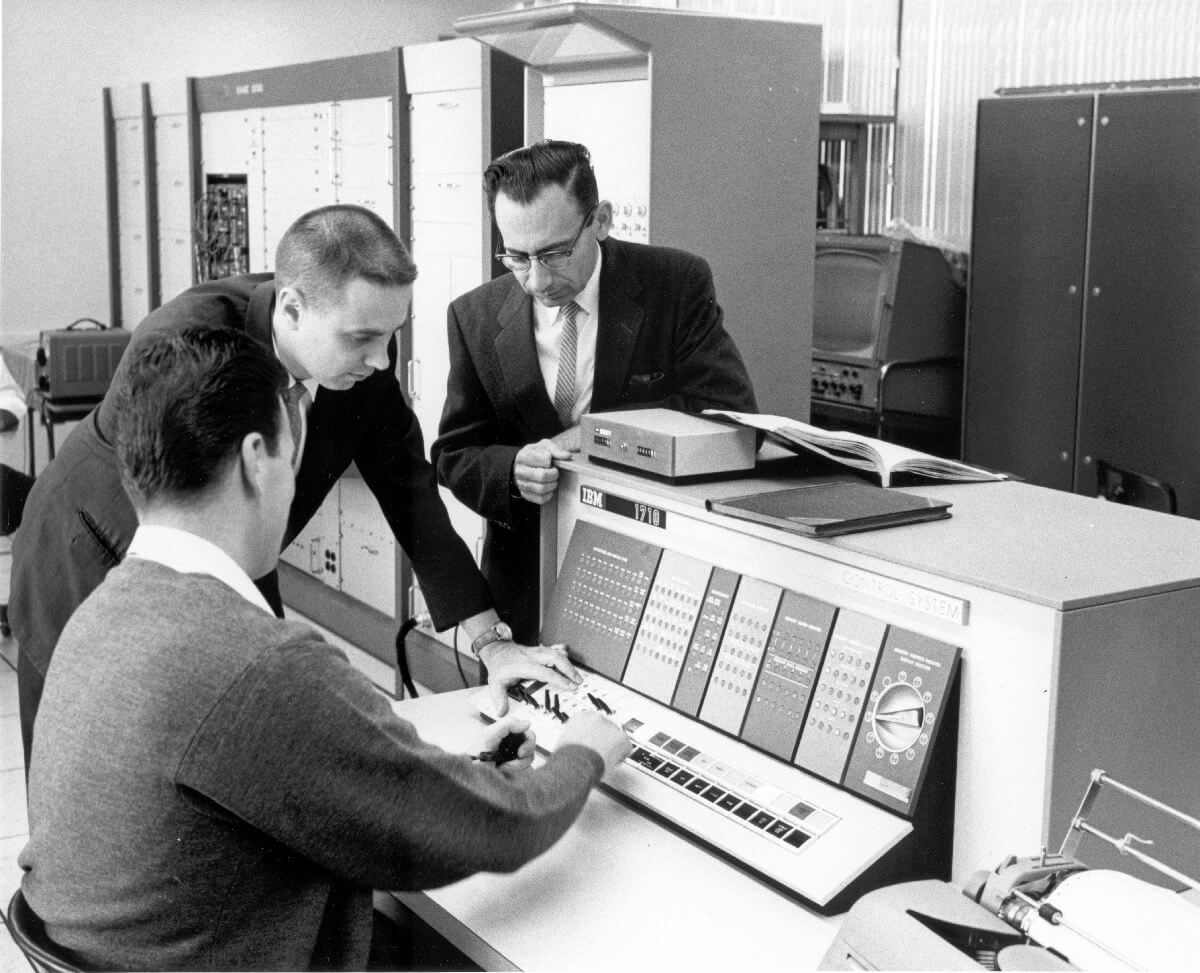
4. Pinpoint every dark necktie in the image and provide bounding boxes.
[553,300,581,426]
